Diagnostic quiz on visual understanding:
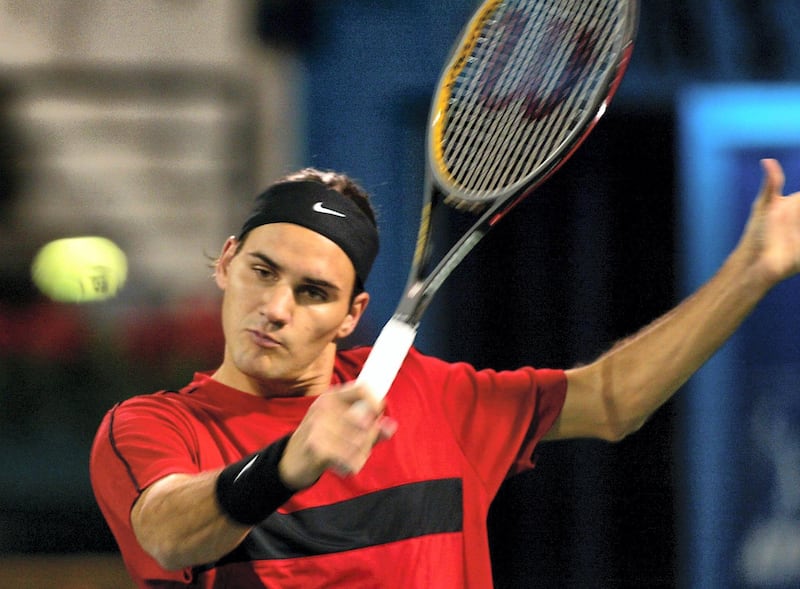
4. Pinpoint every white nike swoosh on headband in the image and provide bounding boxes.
[313,202,346,218]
